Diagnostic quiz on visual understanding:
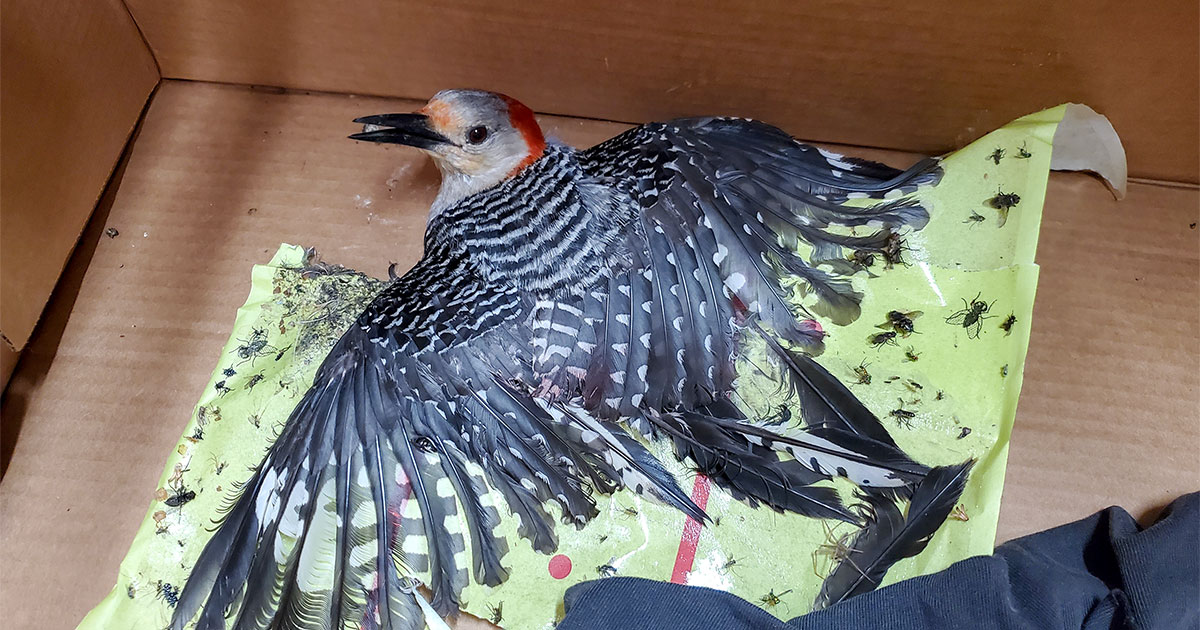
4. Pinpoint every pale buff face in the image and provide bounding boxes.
[353,89,546,215]
[417,90,544,212]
